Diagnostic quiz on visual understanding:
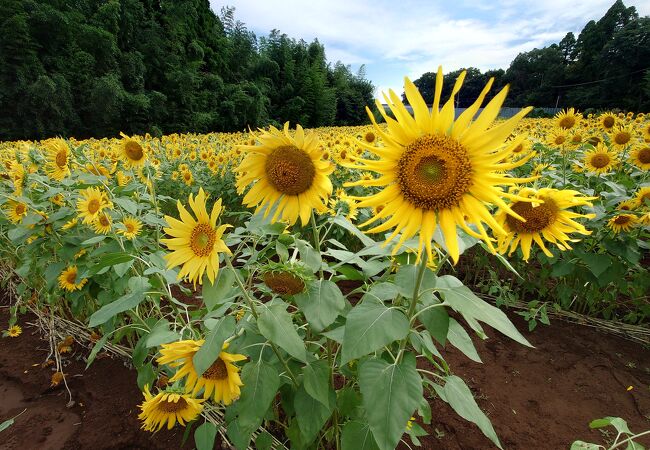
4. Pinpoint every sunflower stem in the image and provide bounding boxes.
[396,250,429,363]
[310,210,324,279]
